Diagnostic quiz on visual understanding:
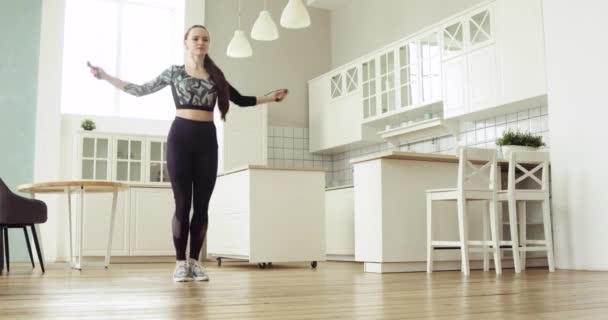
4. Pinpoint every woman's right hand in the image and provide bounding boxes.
[88,62,107,80]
